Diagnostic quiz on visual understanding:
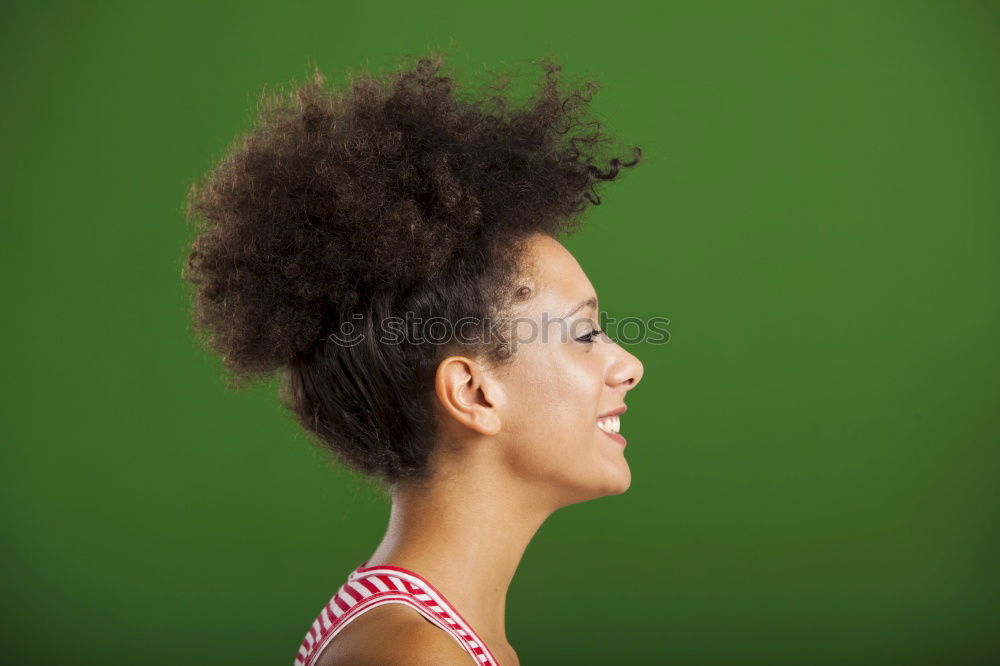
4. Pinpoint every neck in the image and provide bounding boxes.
[363,462,556,648]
